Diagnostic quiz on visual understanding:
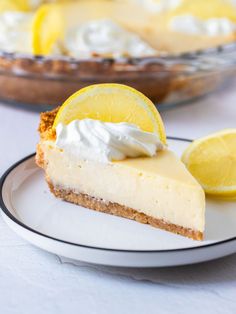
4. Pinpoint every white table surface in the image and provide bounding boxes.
[0,82,236,314]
